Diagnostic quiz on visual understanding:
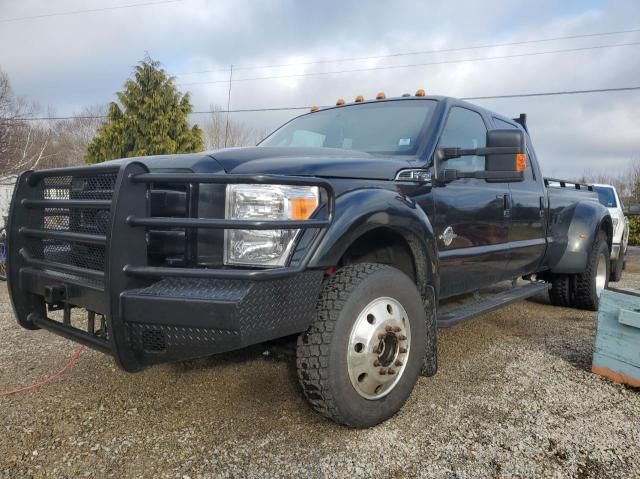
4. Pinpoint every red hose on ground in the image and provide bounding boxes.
[0,344,85,397]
